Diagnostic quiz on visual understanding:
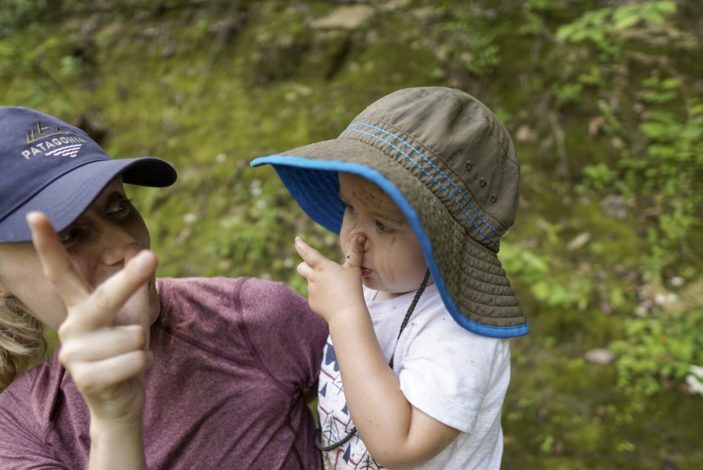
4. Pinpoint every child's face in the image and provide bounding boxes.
[338,173,427,299]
